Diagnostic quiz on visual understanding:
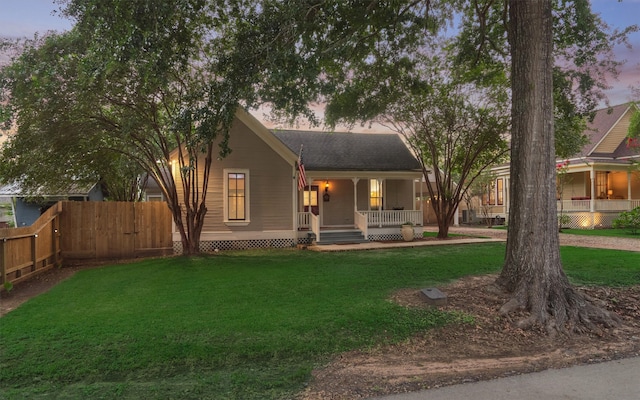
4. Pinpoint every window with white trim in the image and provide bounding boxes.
[224,169,250,224]
[370,179,383,210]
